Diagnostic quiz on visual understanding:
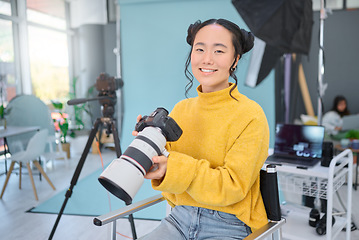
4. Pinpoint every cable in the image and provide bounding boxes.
[116,231,133,239]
